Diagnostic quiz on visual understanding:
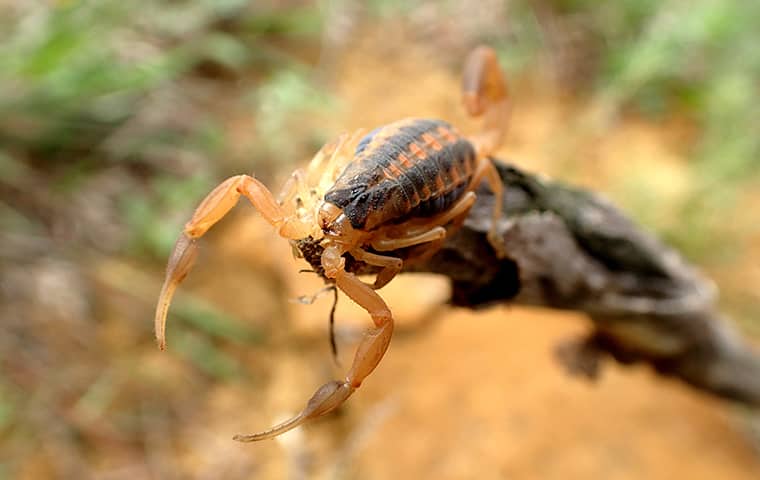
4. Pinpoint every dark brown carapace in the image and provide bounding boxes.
[154,45,510,442]
[324,118,477,231]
